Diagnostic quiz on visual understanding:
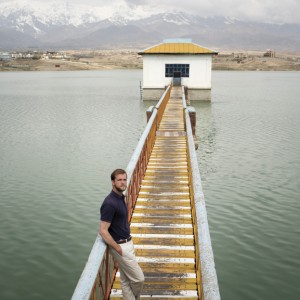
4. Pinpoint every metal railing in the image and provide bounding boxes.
[183,86,221,300]
[71,84,171,300]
